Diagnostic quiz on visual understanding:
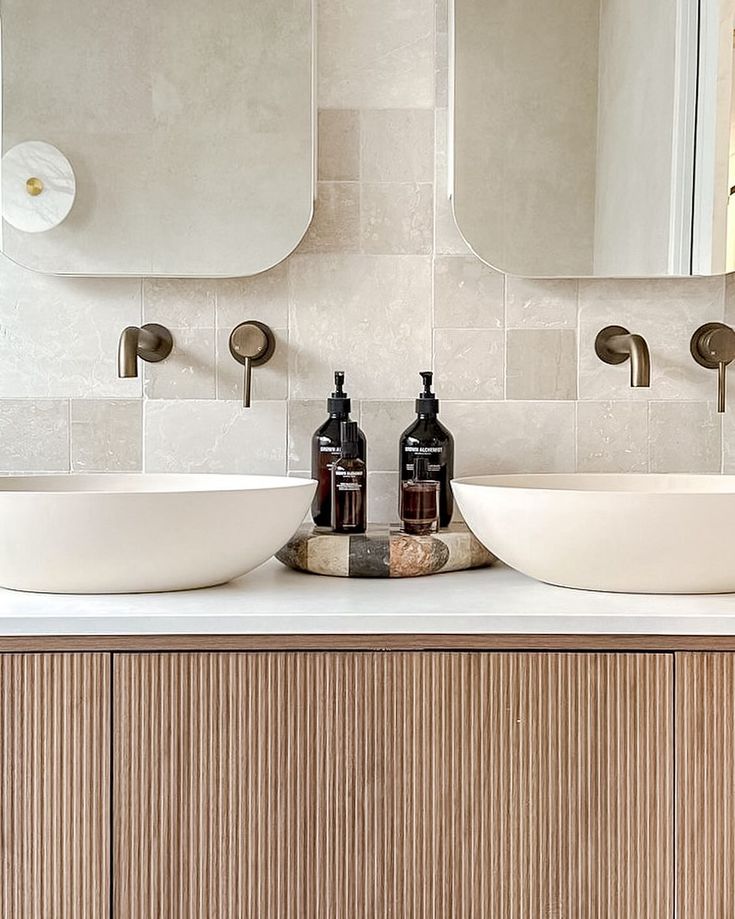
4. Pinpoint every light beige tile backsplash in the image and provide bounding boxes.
[0,0,731,520]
